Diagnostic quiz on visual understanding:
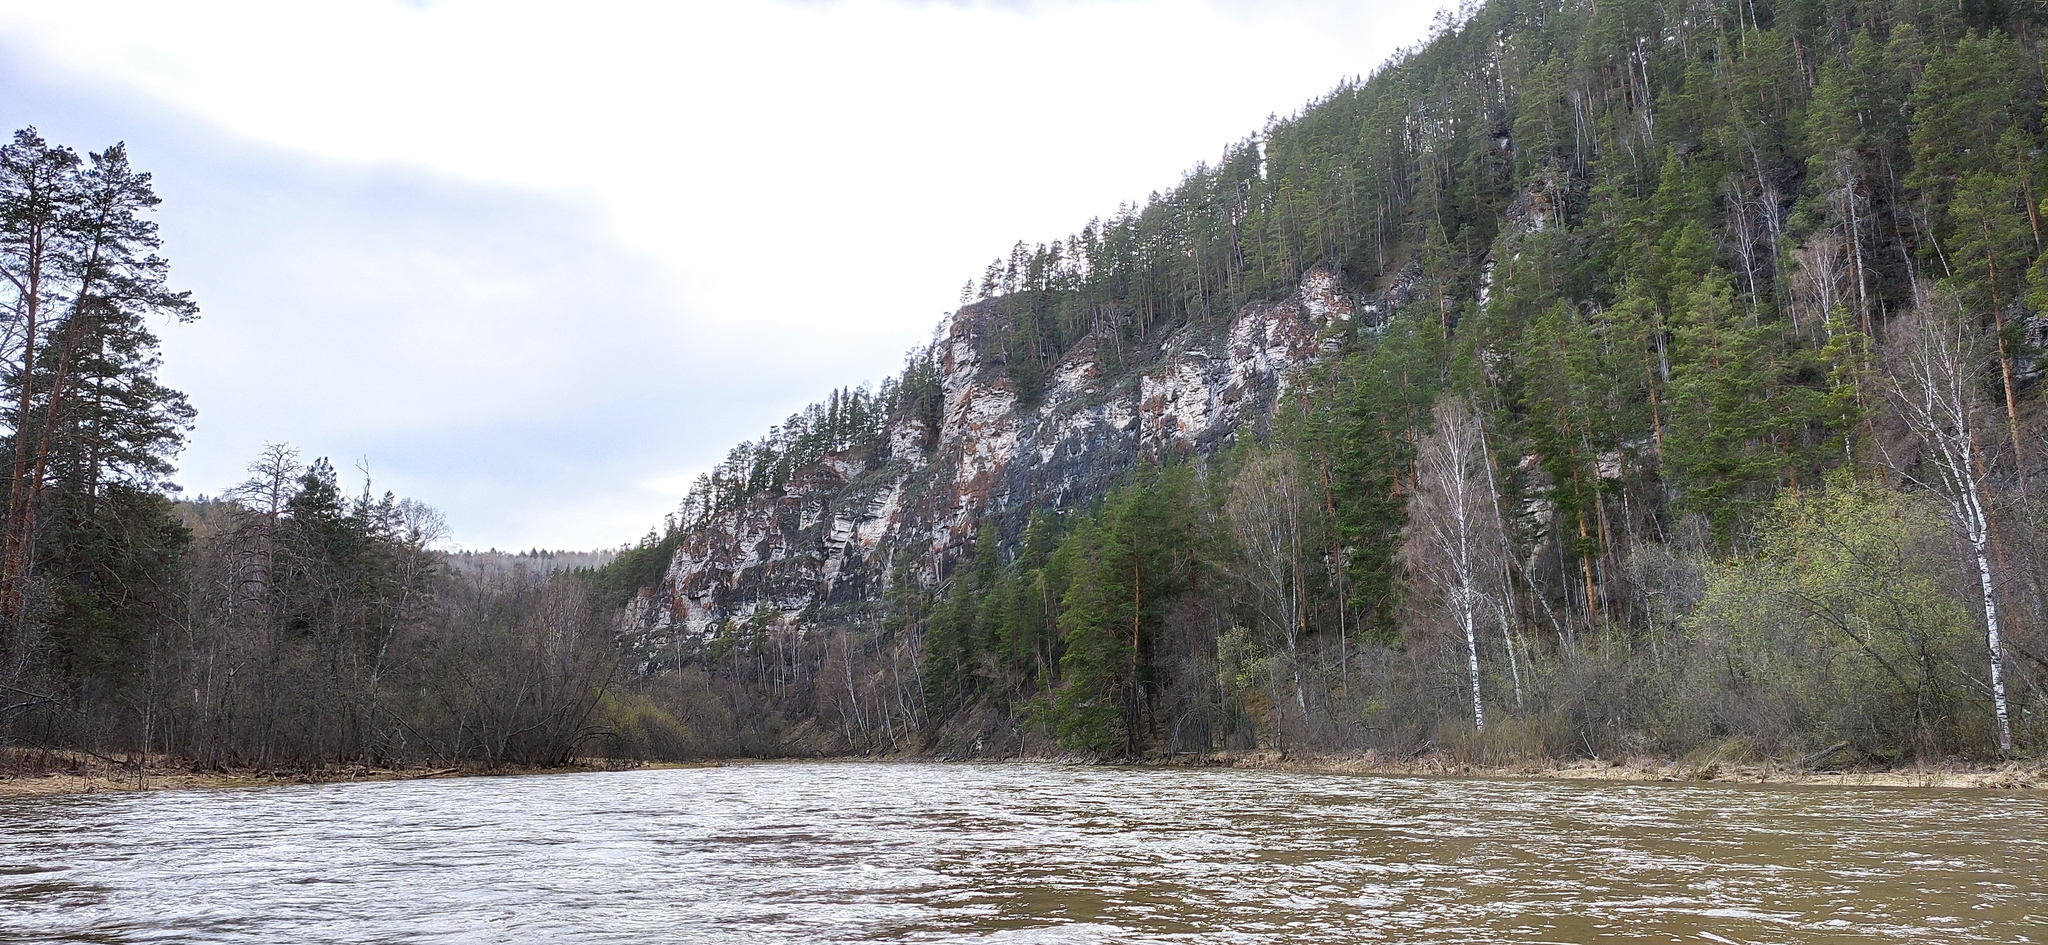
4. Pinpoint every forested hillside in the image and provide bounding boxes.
[9,0,2048,775]
[610,0,2048,764]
